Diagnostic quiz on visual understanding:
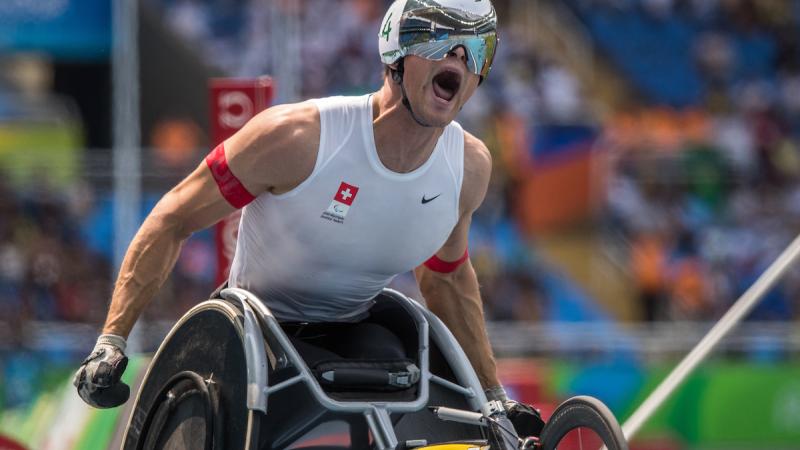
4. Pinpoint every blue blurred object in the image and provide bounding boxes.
[567,1,783,107]
[567,359,645,414]
[542,271,608,322]
[0,0,111,60]
[2,351,39,408]
[81,192,160,260]
[582,6,703,106]
[530,125,598,163]
[733,31,776,80]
